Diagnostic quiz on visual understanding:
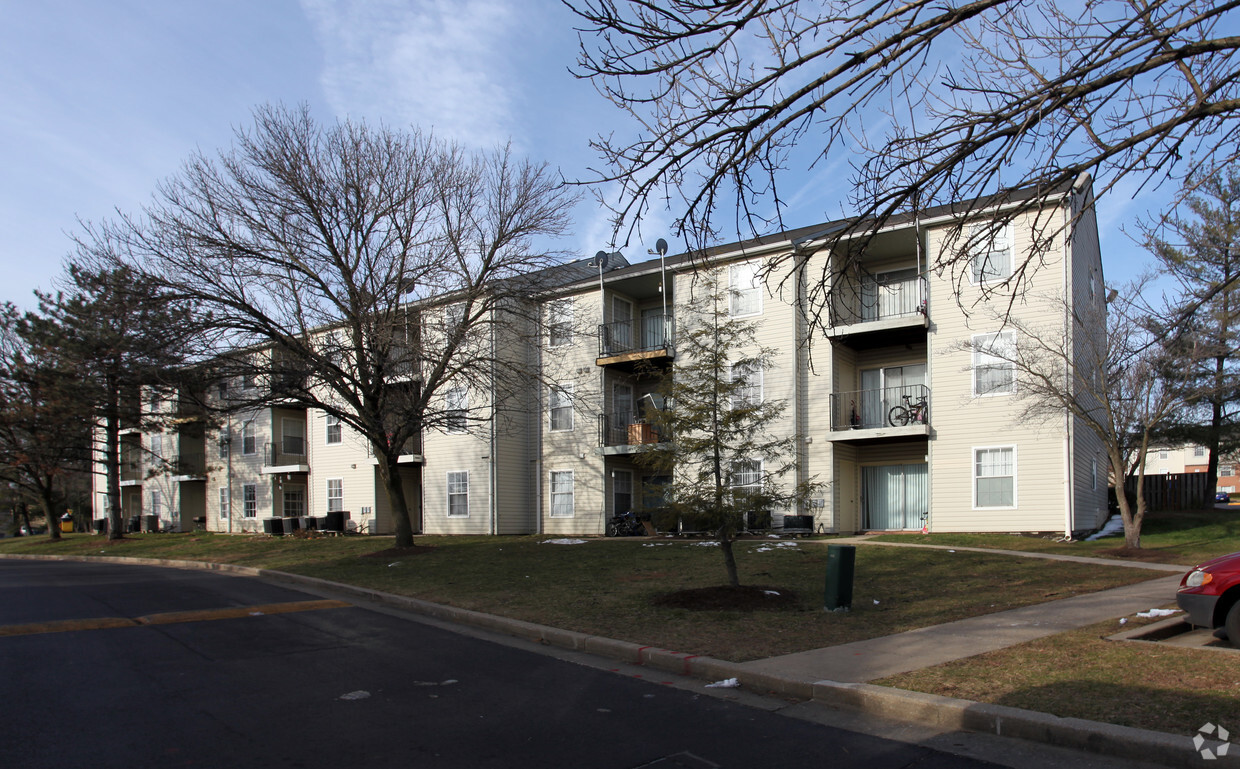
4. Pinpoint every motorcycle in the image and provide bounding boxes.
[606,510,646,537]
